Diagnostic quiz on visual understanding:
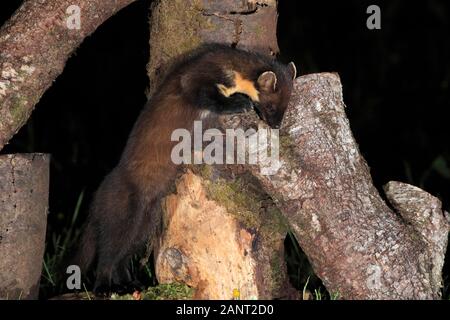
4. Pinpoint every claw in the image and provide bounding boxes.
[252,103,266,122]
